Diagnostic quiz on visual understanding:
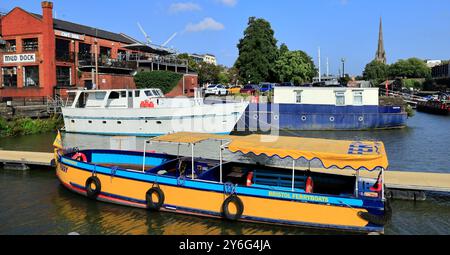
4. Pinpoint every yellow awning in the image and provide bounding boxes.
[152,132,226,144]
[152,132,389,171]
[227,134,388,171]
